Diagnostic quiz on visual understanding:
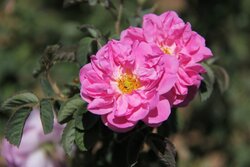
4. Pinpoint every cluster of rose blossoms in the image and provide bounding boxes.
[79,11,212,132]
[1,109,66,167]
